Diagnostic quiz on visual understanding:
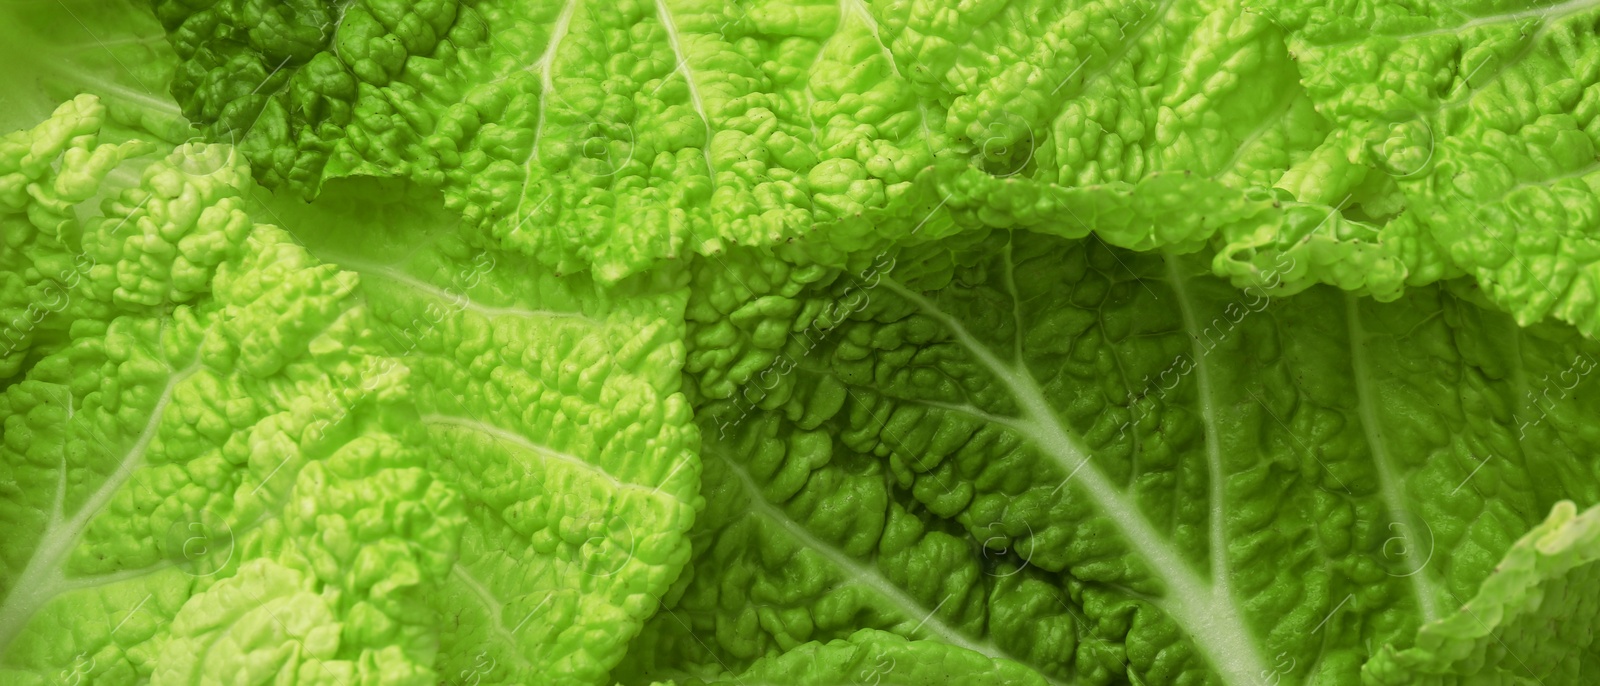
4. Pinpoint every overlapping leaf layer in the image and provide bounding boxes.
[2,0,1600,684]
